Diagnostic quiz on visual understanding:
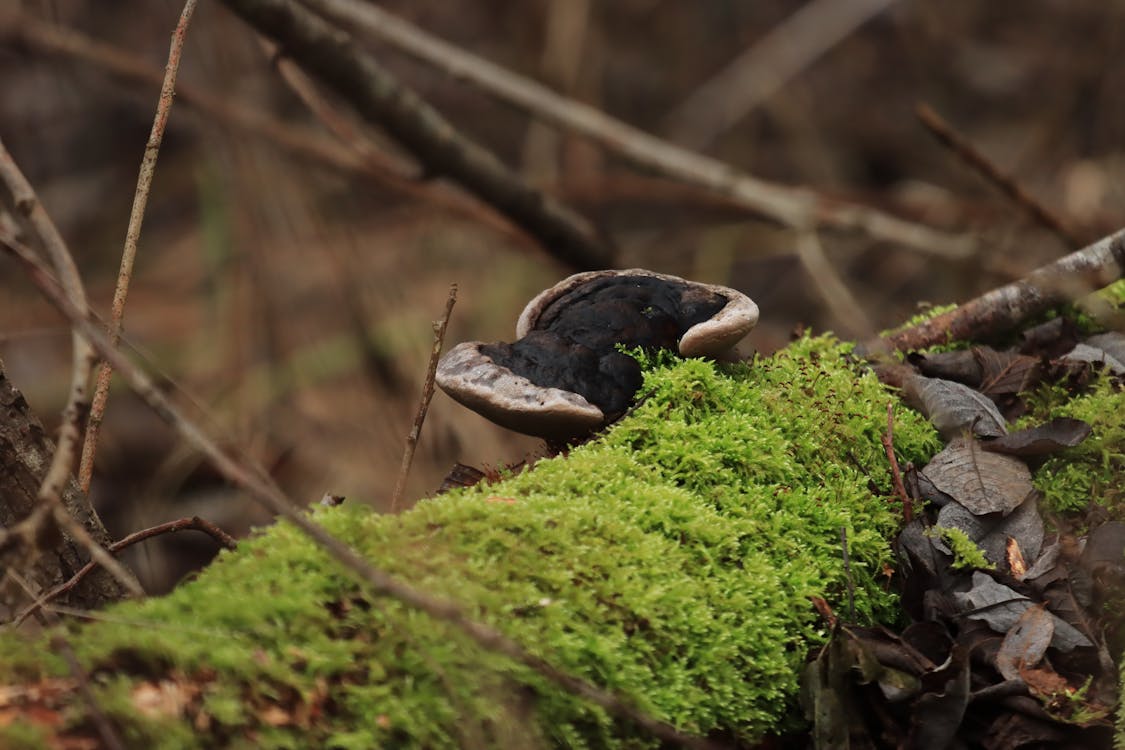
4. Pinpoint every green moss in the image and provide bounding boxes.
[1019,377,1125,515]
[0,335,941,748]
[927,527,993,571]
[881,303,959,336]
[0,720,51,750]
